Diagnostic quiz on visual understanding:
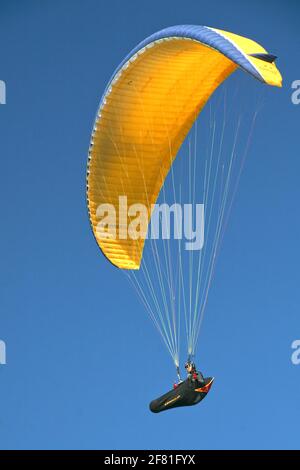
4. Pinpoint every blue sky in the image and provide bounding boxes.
[0,0,299,450]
